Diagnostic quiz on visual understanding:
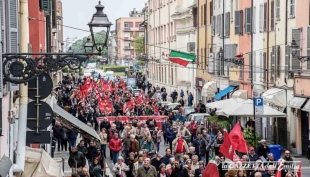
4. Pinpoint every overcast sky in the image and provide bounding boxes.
[62,0,146,42]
